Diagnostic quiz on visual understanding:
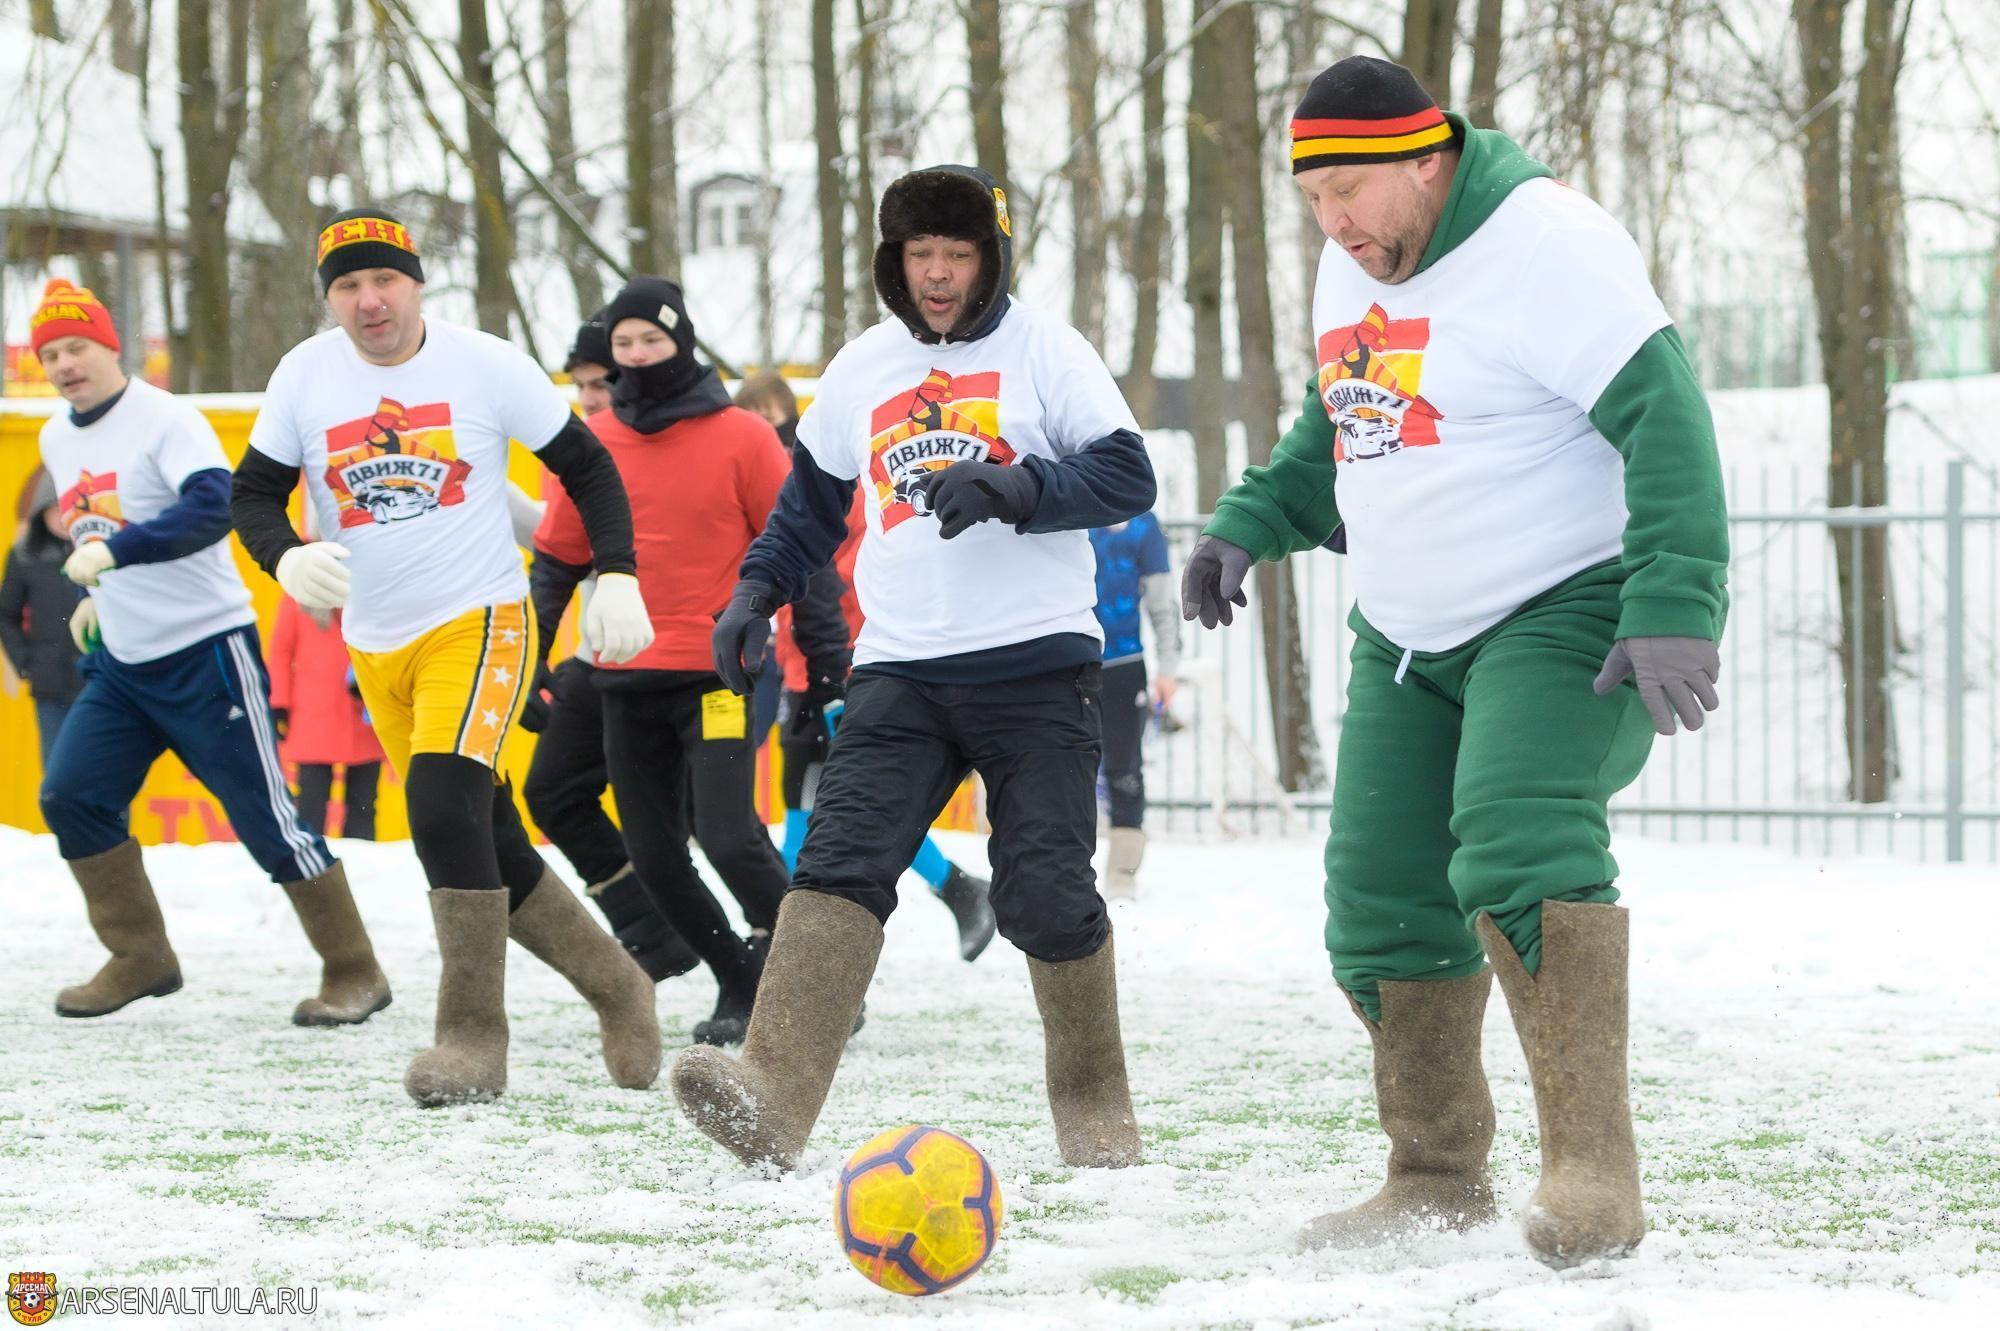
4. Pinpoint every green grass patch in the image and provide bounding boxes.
[1092,1264,1180,1304]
